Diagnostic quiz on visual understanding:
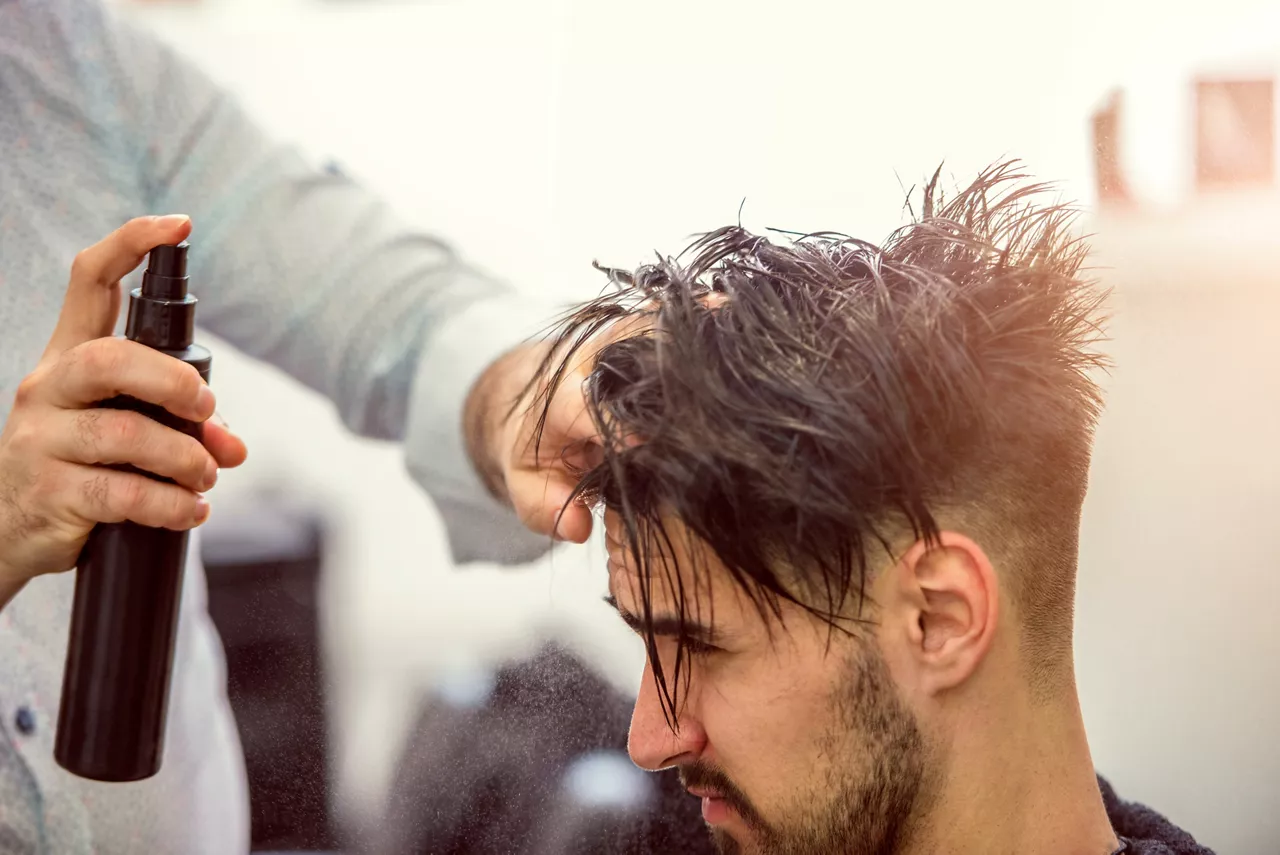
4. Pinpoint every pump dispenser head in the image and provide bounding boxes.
[143,242,189,296]
[127,242,195,350]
